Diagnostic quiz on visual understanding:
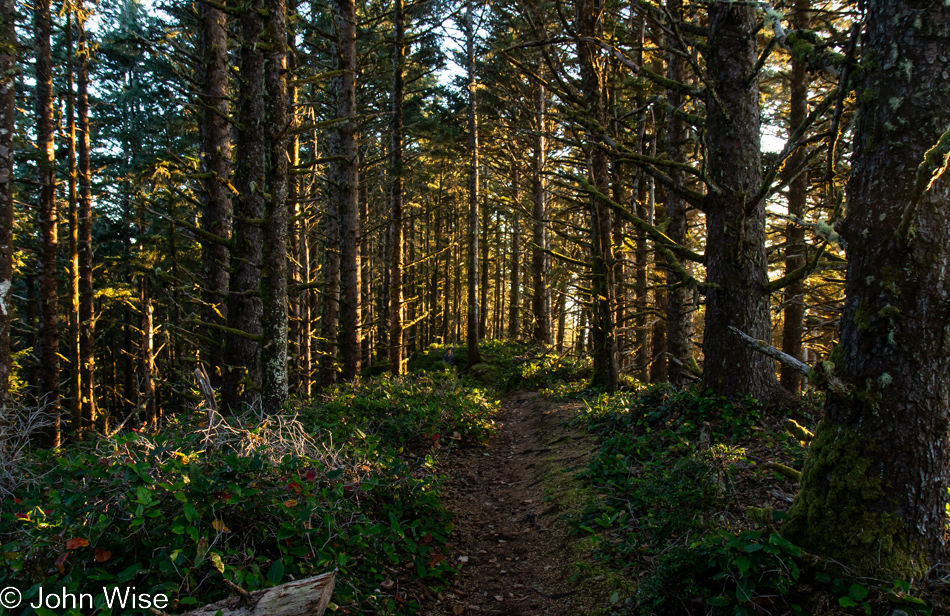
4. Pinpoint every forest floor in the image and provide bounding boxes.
[420,391,609,616]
